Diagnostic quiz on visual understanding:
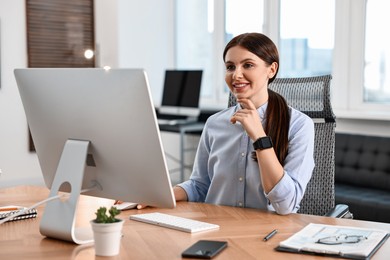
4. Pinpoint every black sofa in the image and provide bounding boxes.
[335,133,390,223]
